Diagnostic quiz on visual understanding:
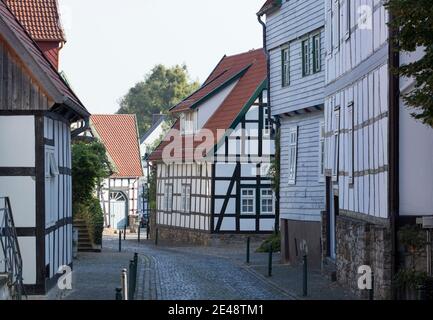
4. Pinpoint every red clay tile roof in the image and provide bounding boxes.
[0,0,88,118]
[149,49,266,162]
[91,115,144,178]
[5,0,65,42]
